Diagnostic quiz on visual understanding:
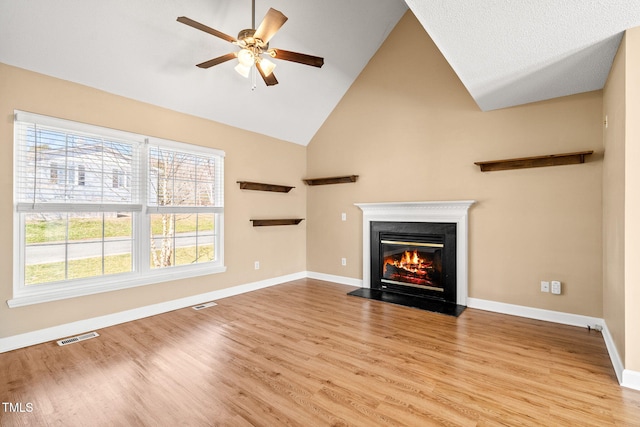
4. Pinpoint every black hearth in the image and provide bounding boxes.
[349,221,465,316]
